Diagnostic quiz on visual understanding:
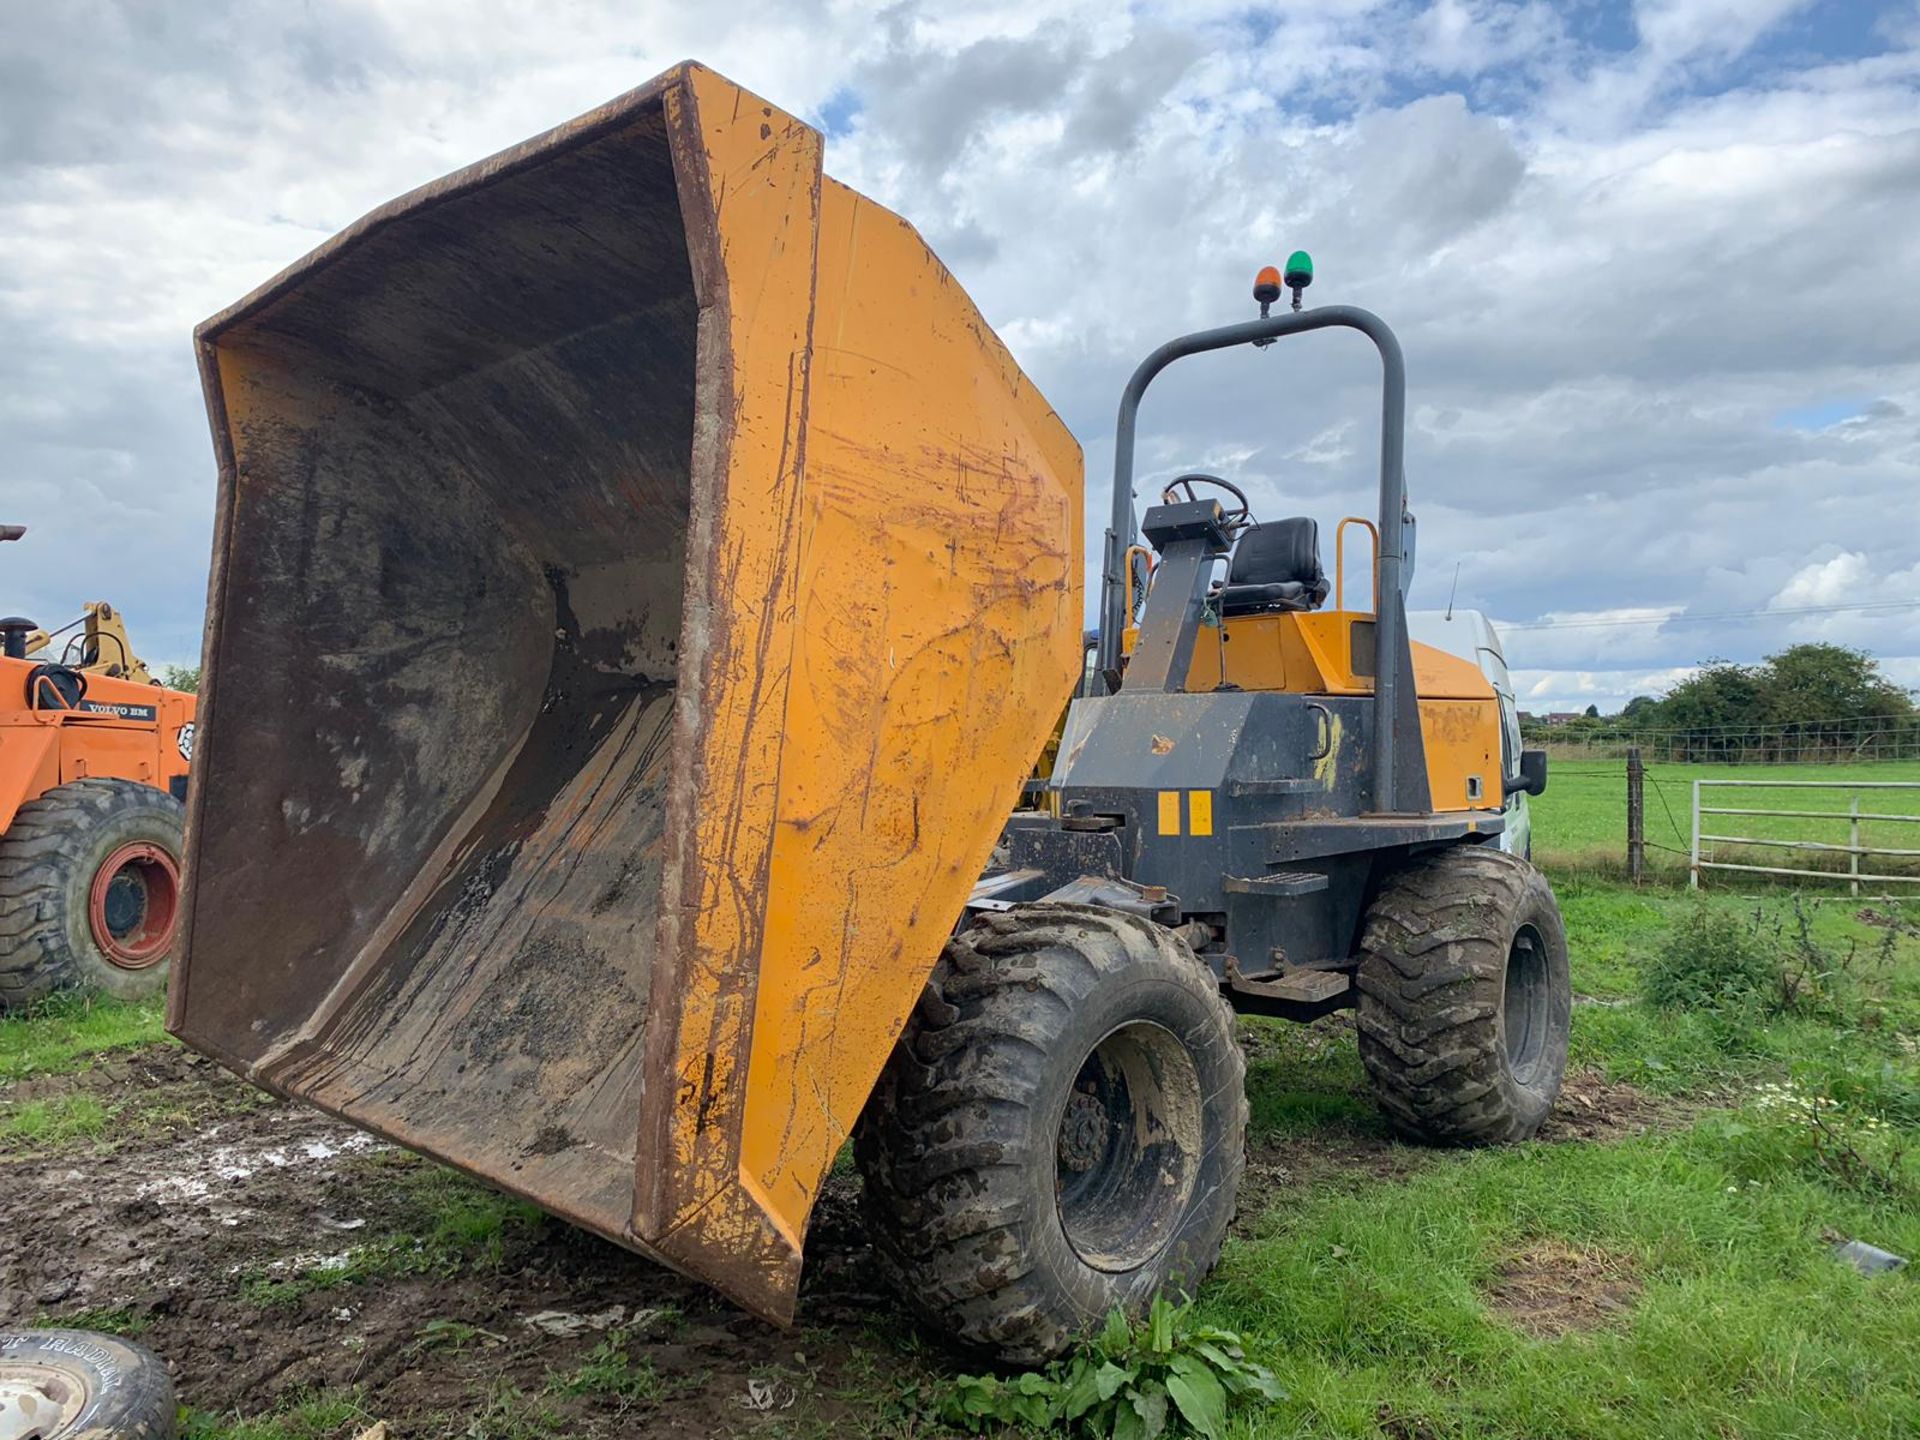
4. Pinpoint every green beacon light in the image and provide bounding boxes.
[1283,249,1313,311]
